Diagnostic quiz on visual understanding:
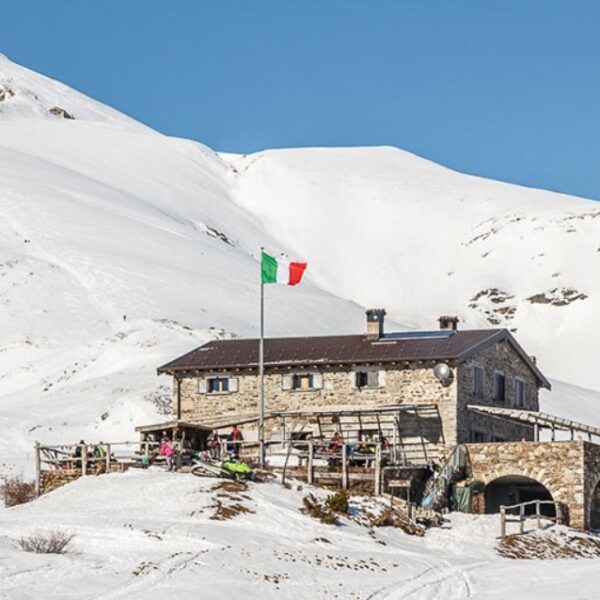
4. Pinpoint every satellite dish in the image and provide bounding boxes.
[433,362,451,382]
